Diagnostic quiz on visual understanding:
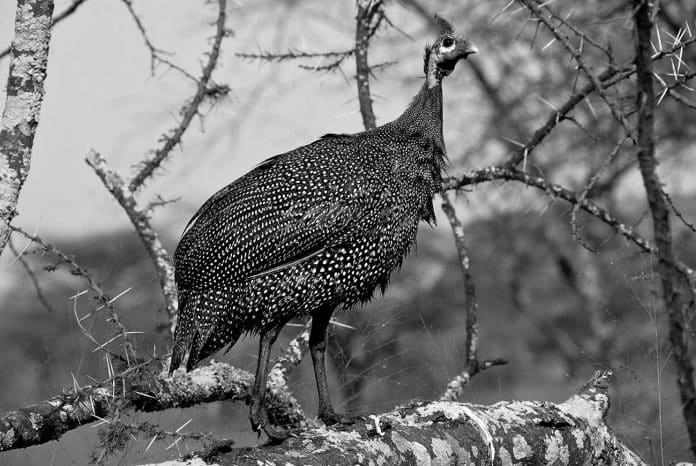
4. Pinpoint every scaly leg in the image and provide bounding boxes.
[310,309,365,426]
[249,324,290,441]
